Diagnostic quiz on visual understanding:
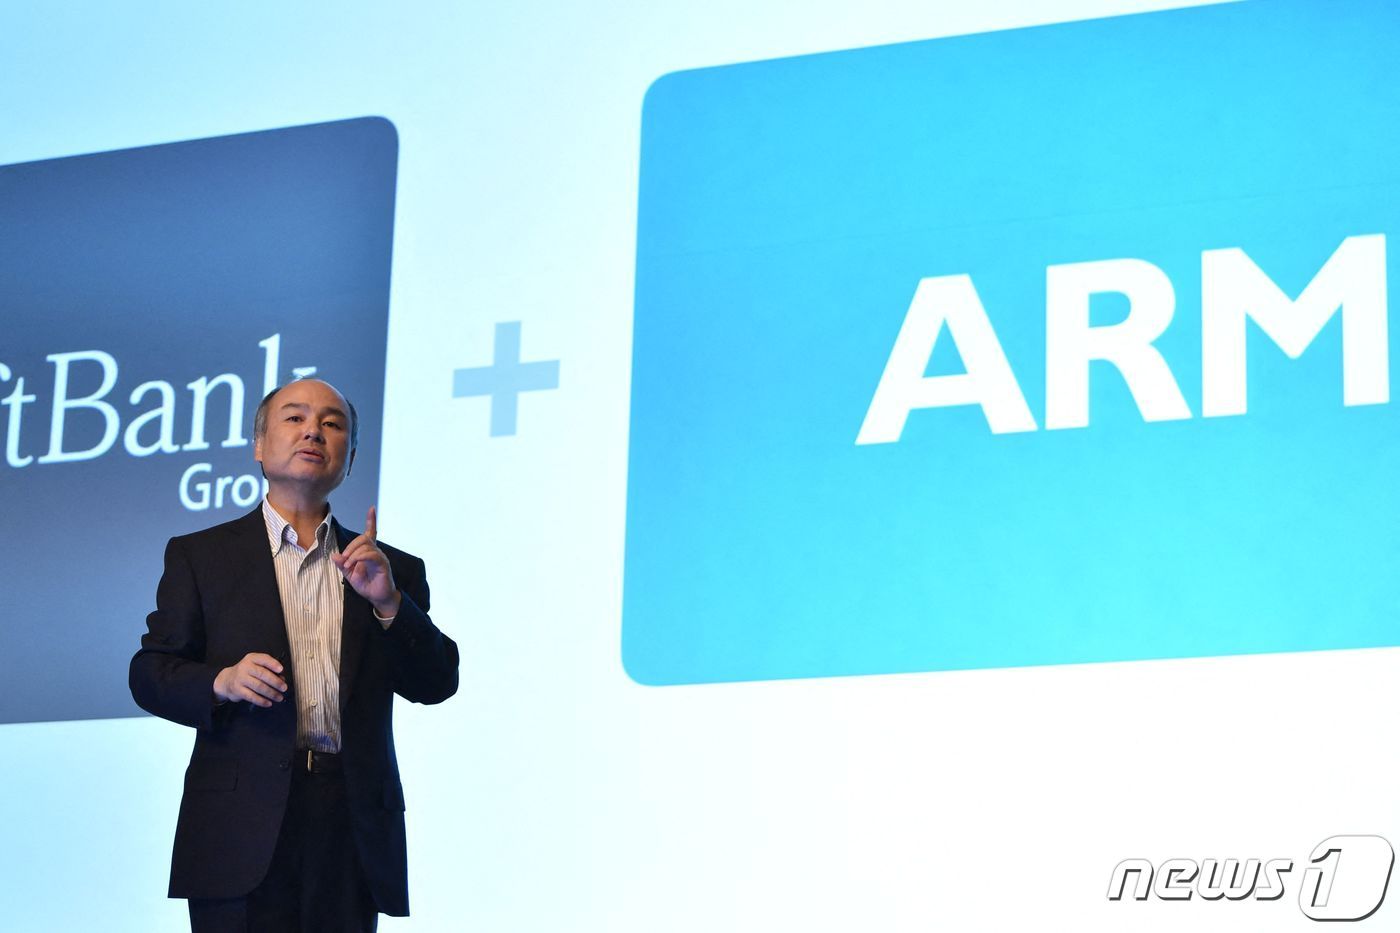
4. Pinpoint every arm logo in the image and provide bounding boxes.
[858,235,1386,442]
[624,0,1400,686]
